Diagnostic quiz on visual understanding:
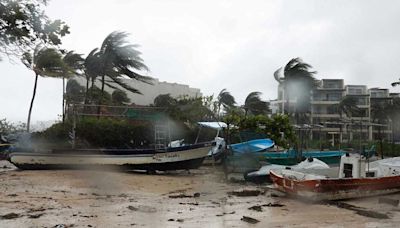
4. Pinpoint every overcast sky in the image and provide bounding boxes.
[1,0,400,124]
